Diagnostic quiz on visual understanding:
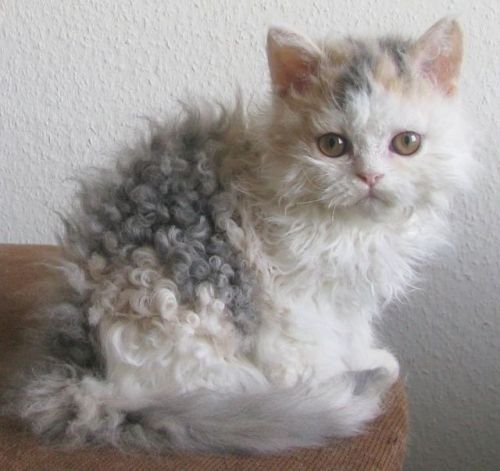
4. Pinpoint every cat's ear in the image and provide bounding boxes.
[267,27,322,96]
[410,18,463,95]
